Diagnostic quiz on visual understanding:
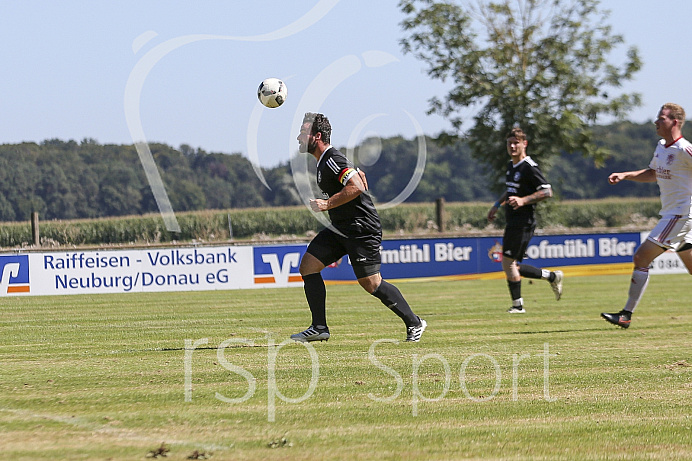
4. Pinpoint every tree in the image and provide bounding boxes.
[399,0,642,189]
[97,165,144,217]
